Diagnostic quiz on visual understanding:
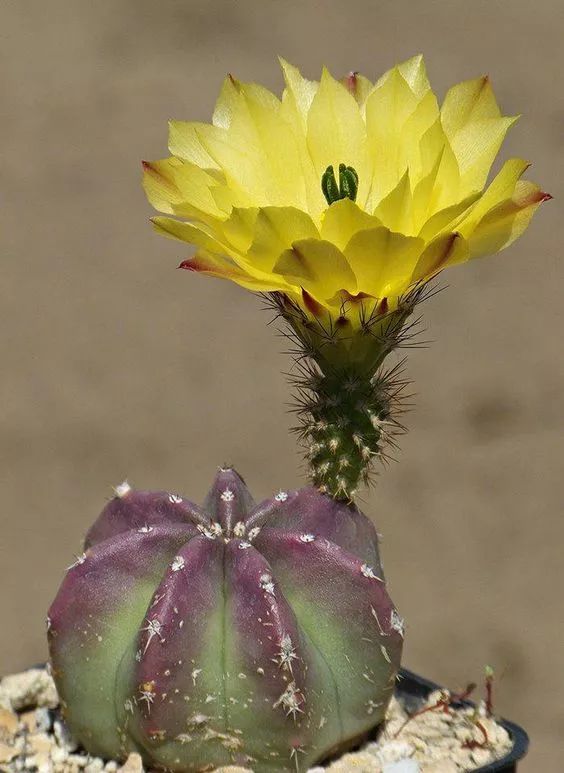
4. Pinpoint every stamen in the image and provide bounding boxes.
[322,164,359,204]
